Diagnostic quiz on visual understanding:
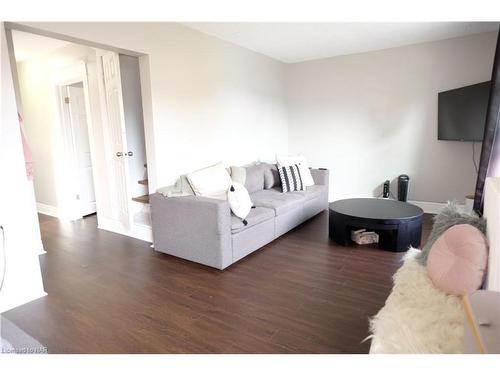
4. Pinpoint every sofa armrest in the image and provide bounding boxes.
[310,168,329,187]
[150,193,233,269]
